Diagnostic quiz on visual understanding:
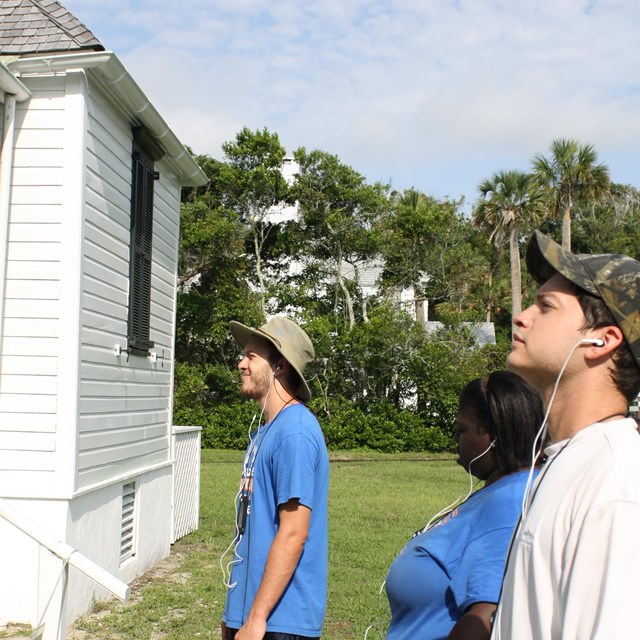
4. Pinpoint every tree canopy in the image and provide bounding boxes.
[173,130,636,452]
[532,138,610,250]
[474,170,546,321]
